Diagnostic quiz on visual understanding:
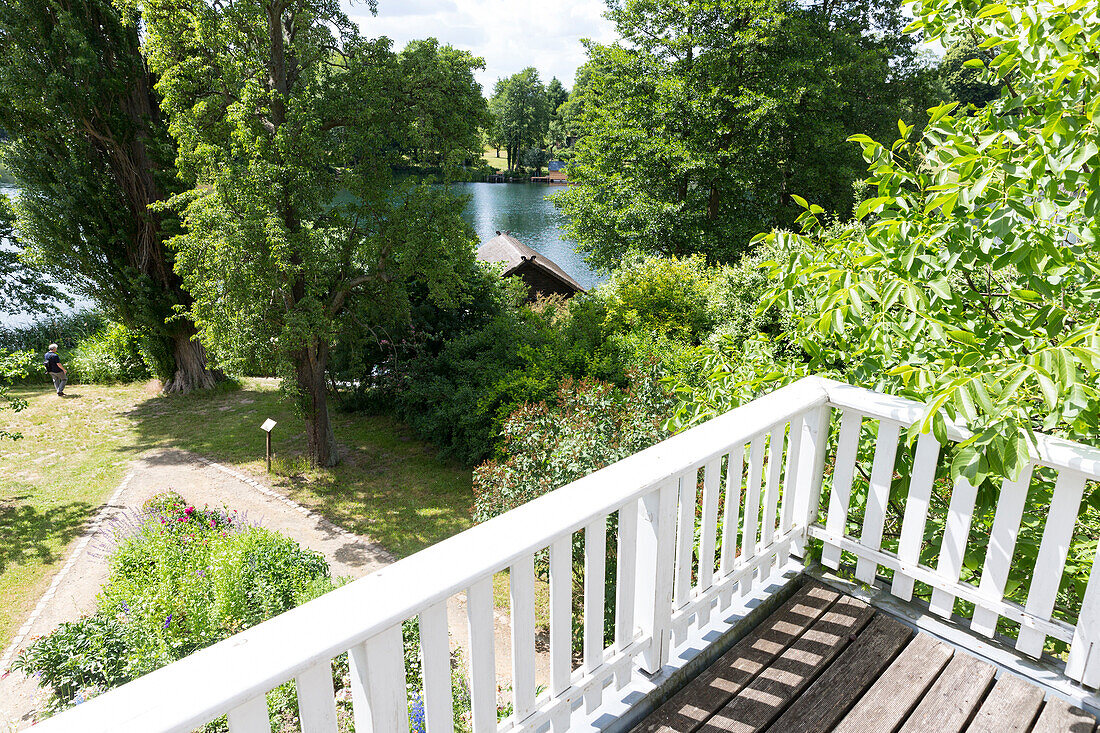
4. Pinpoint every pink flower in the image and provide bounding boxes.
[177,517,186,522]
